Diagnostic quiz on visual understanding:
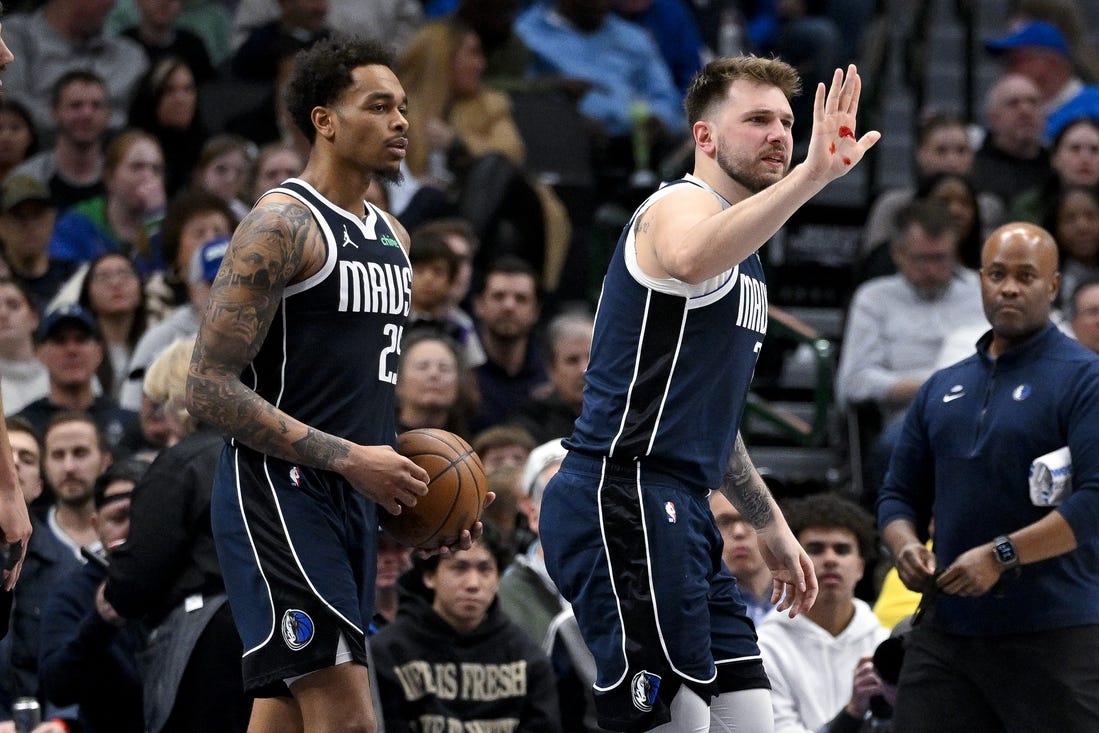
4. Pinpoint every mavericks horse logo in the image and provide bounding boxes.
[631,670,661,712]
[282,609,314,650]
